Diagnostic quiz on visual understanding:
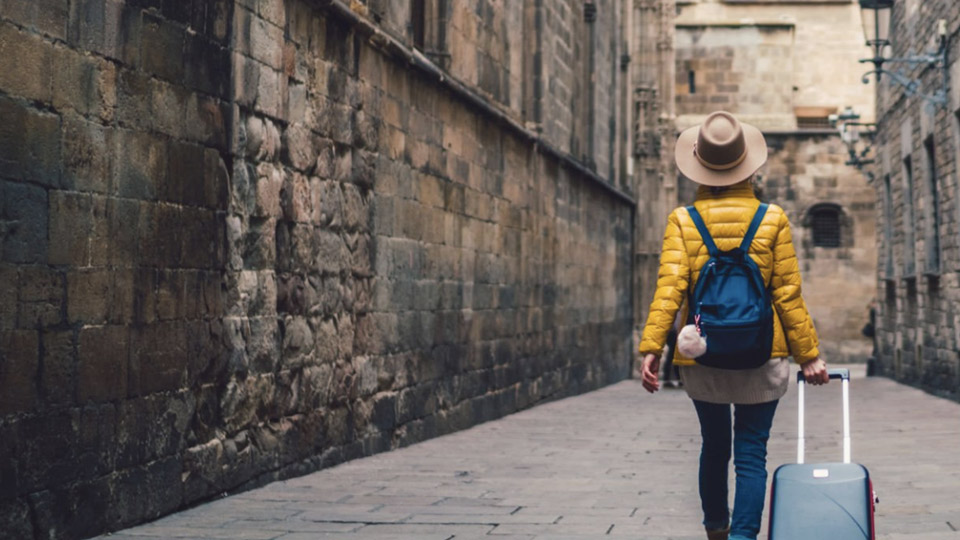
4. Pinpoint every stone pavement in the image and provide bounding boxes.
[98,365,960,540]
